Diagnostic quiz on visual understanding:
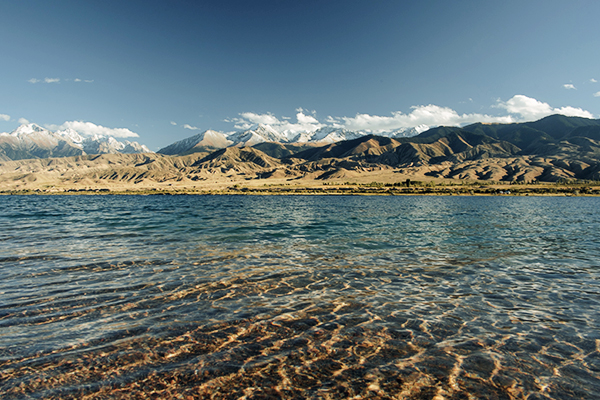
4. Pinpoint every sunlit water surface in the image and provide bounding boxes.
[1,195,599,399]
